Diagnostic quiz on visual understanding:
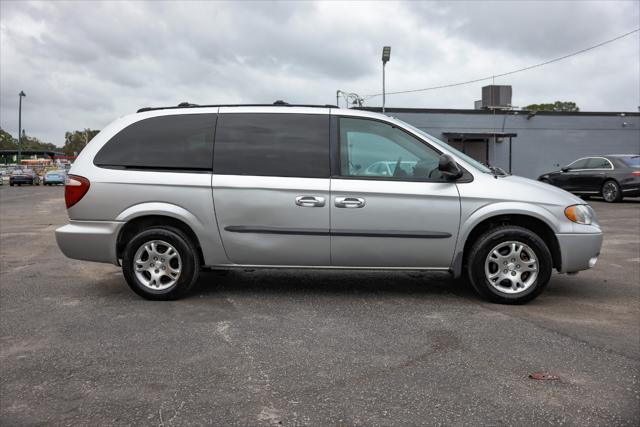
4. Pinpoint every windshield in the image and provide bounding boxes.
[621,155,640,168]
[395,119,493,173]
